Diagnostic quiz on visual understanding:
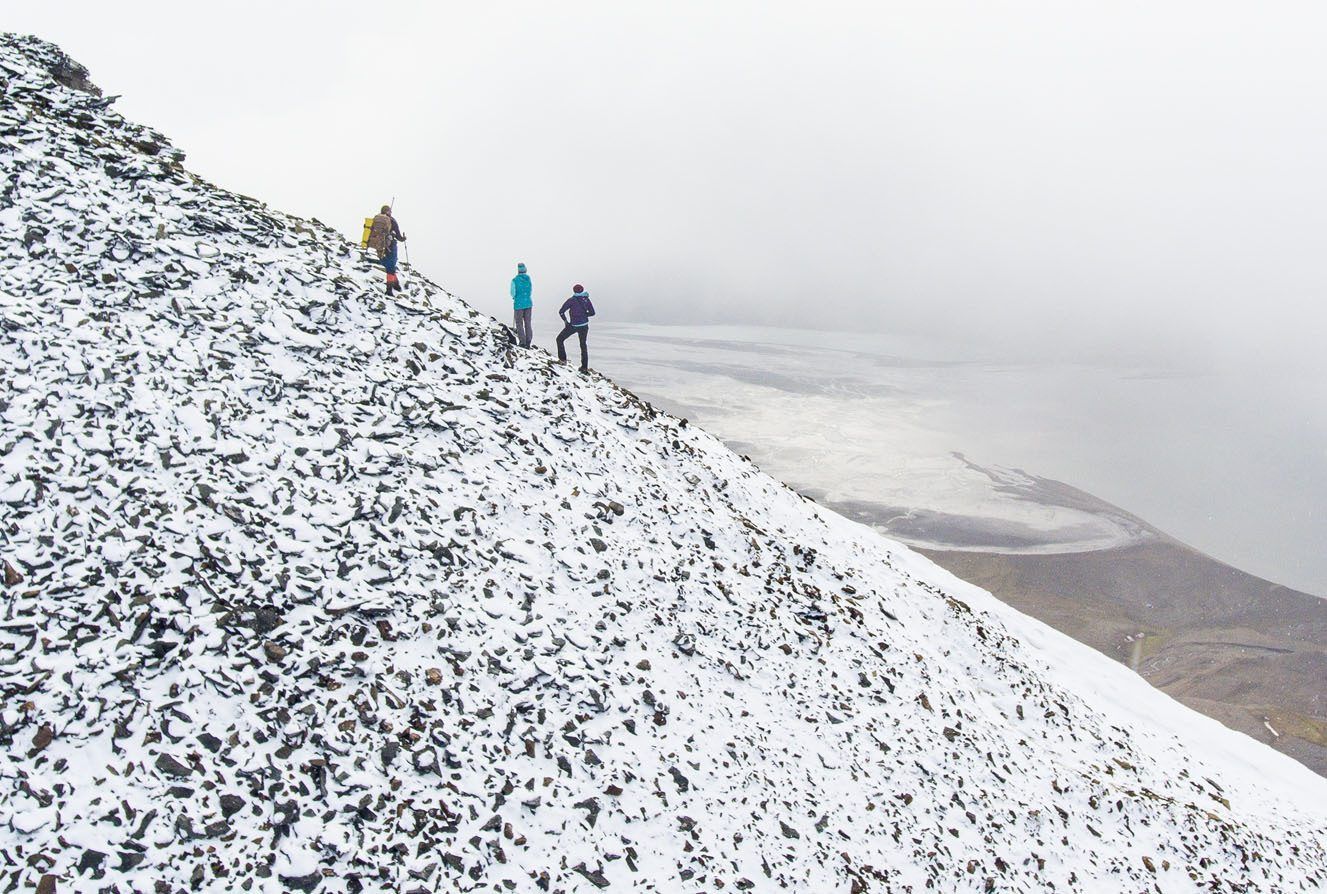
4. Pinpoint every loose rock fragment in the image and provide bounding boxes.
[154,754,192,778]
[572,863,611,888]
[30,724,53,755]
